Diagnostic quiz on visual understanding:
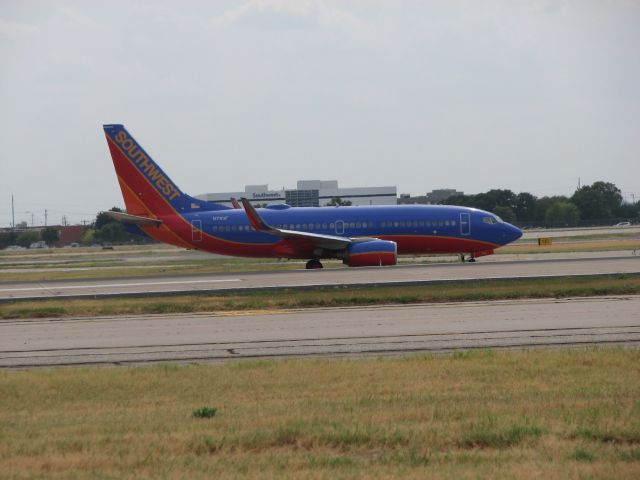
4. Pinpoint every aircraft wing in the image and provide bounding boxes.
[240,198,375,250]
[102,211,163,226]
